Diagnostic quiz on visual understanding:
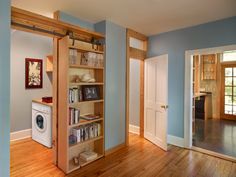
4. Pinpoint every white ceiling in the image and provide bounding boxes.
[11,0,236,36]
